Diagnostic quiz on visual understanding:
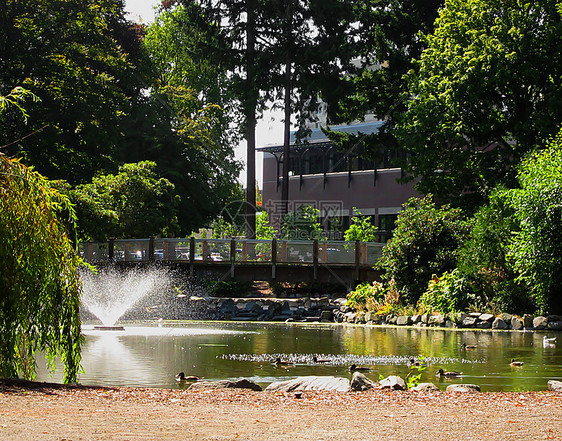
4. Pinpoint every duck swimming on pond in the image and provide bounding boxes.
[350,364,371,371]
[313,355,330,363]
[543,336,557,345]
[176,372,201,381]
[436,368,462,377]
[510,359,524,367]
[461,343,477,349]
[273,357,294,366]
